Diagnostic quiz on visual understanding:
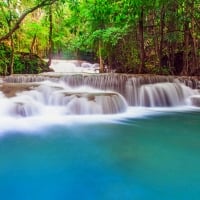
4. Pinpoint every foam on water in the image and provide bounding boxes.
[1,104,200,136]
